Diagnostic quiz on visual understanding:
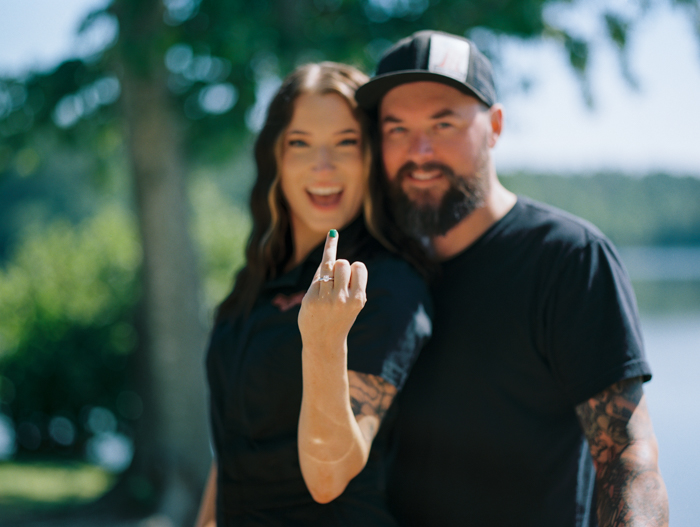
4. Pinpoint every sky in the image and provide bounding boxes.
[494,1,700,175]
[0,0,112,74]
[0,0,699,176]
